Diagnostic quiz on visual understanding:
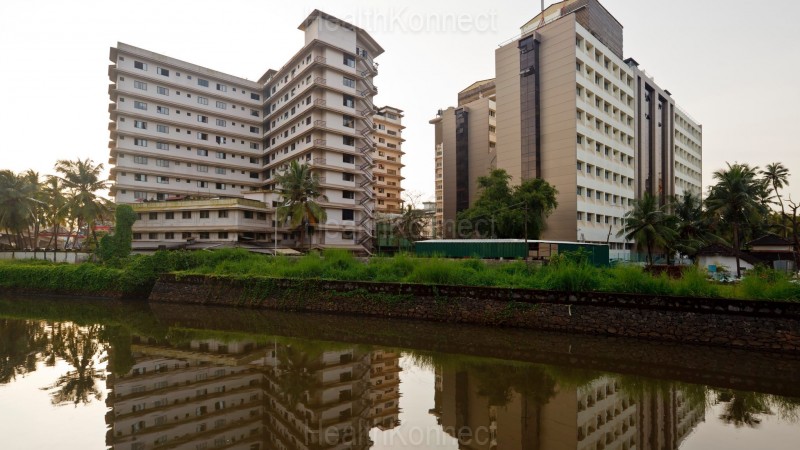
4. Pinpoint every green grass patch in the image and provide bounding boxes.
[2,248,798,302]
